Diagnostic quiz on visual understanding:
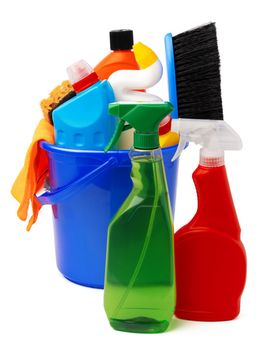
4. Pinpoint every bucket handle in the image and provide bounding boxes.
[36,157,118,205]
